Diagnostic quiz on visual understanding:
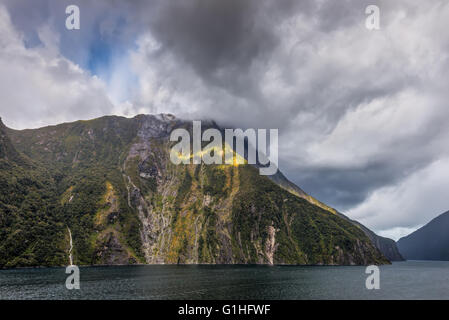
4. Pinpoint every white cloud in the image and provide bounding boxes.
[0,5,115,129]
[347,158,449,239]
[303,89,447,168]
[279,1,449,167]
[378,227,421,242]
